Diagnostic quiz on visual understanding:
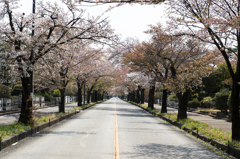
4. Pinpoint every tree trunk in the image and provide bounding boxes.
[141,88,145,104]
[59,89,65,113]
[132,91,135,103]
[161,89,168,113]
[137,87,140,103]
[148,86,155,110]
[231,78,240,141]
[98,92,101,101]
[176,90,190,120]
[18,76,33,124]
[95,92,98,102]
[86,81,97,104]
[97,92,99,101]
[77,83,82,106]
[148,87,152,109]
[92,91,95,102]
[151,86,155,110]
[87,90,91,104]
[83,84,85,105]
